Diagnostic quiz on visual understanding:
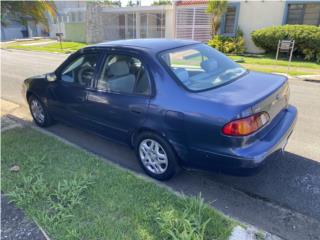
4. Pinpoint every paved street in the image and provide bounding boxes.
[1,49,67,104]
[1,49,320,240]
